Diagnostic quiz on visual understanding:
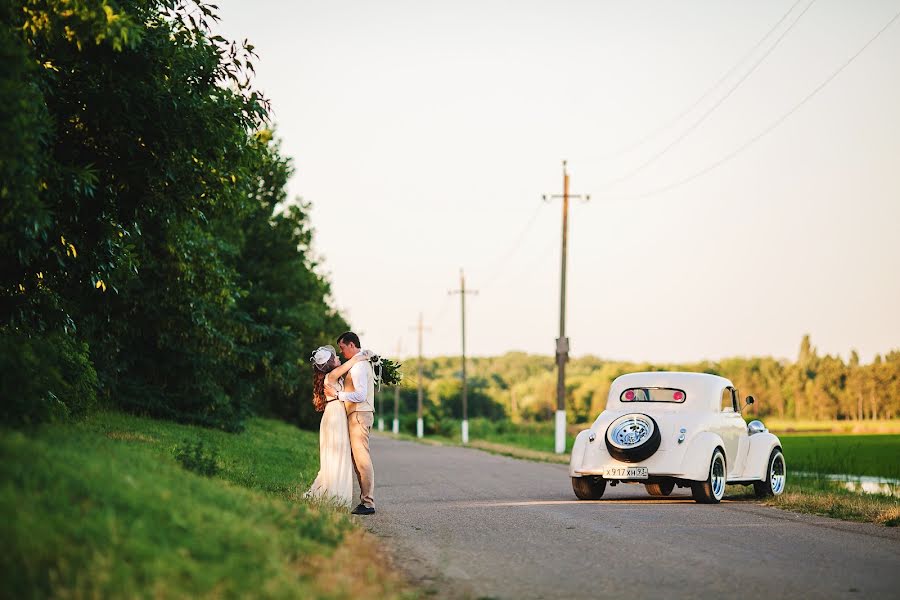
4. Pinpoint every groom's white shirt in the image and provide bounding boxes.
[337,352,369,405]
